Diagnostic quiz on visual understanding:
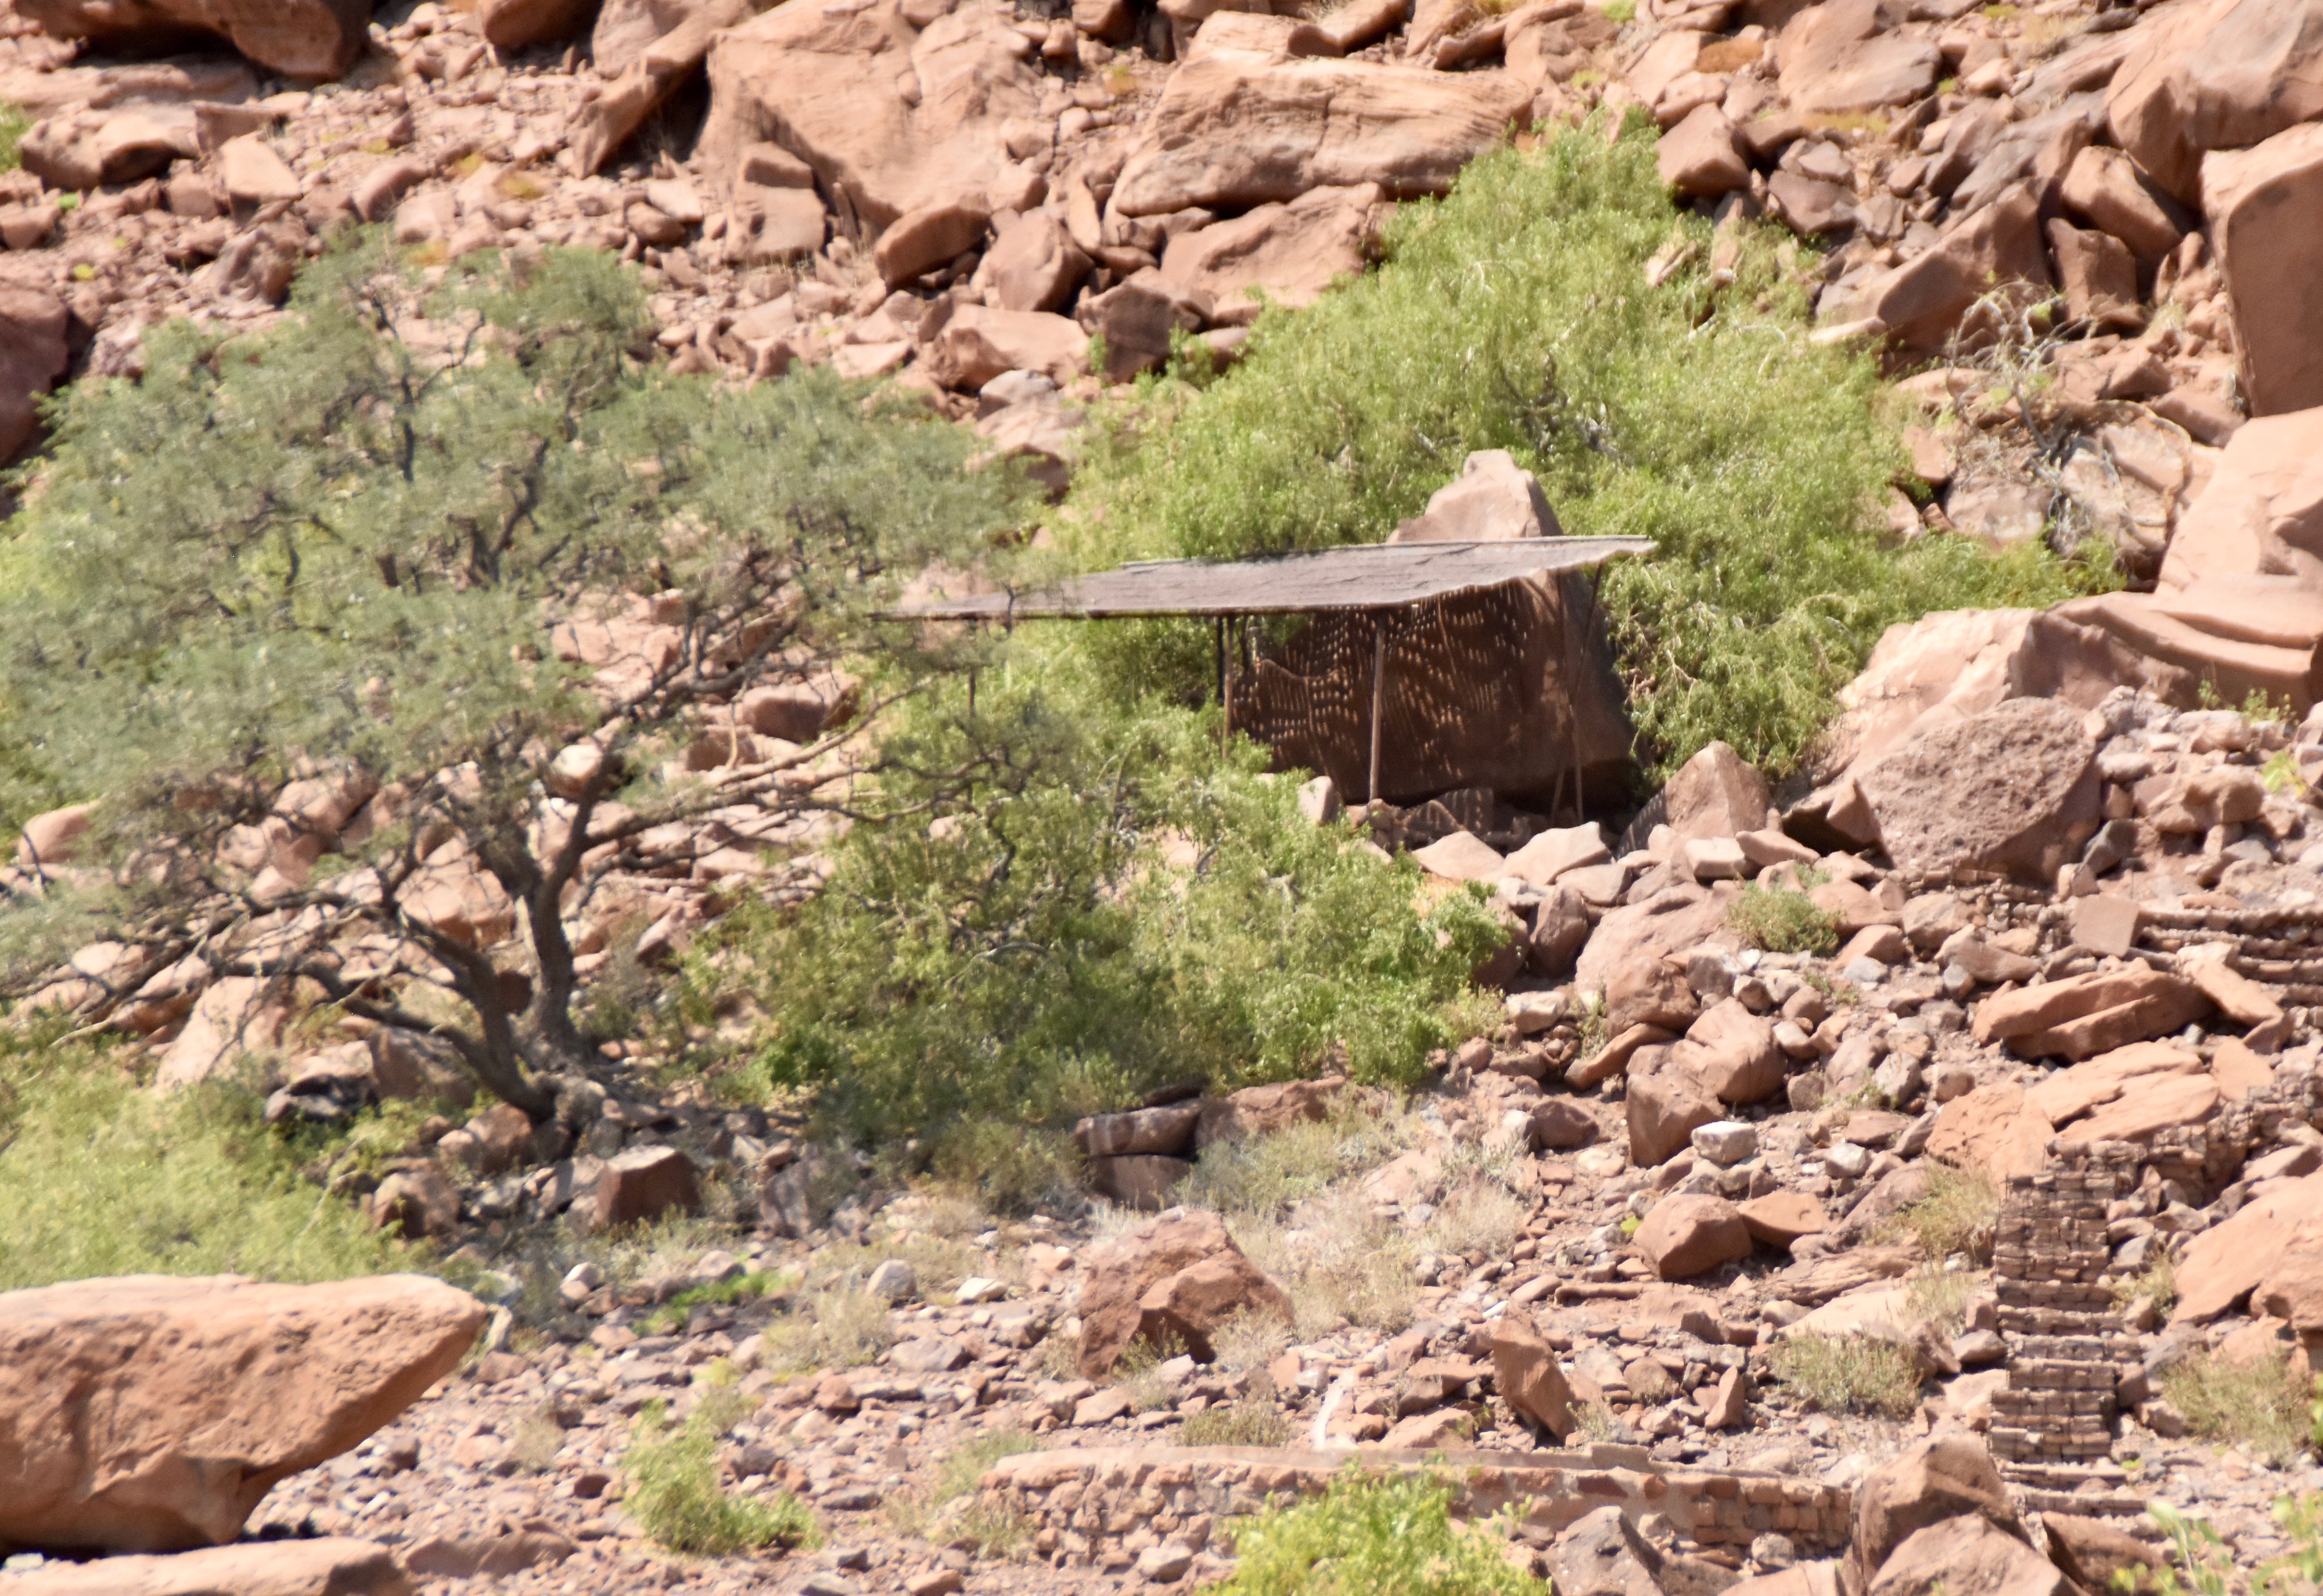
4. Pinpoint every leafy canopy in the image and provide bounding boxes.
[0,234,1028,1108]
[1065,122,2110,779]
